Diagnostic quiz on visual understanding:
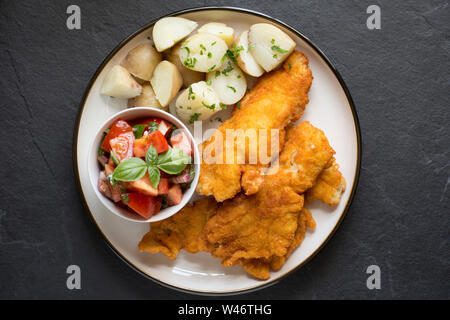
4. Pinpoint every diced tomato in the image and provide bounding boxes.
[167,184,183,206]
[132,130,169,157]
[156,120,172,136]
[110,131,134,162]
[104,164,115,176]
[170,131,192,156]
[101,119,132,152]
[158,178,169,195]
[124,172,158,197]
[110,184,122,203]
[149,130,169,153]
[125,193,162,219]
